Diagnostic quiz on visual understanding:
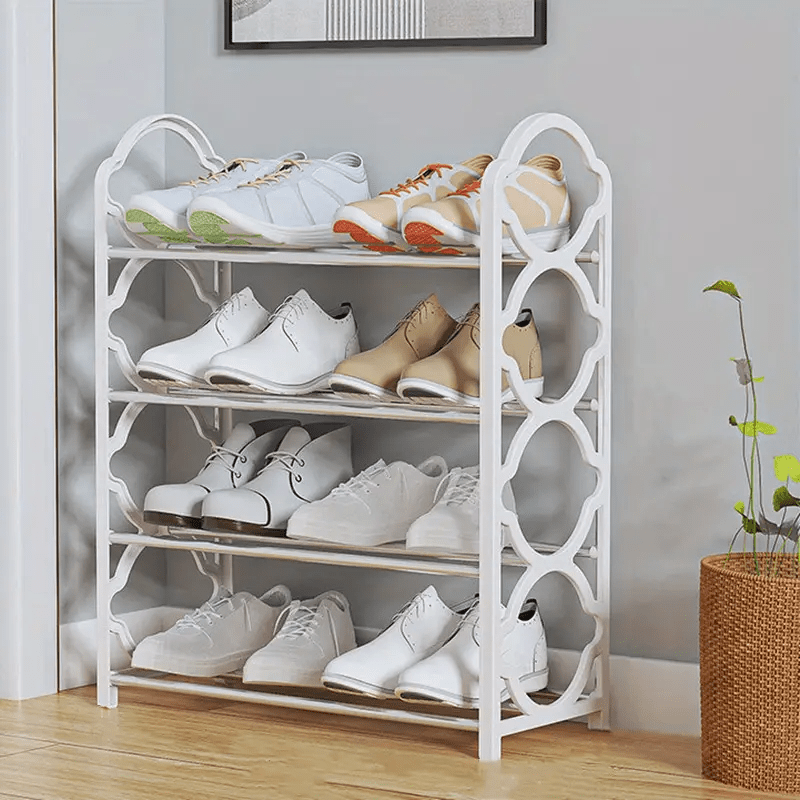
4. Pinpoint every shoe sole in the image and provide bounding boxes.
[242,666,324,686]
[136,362,209,389]
[131,650,257,678]
[332,210,410,253]
[403,218,570,256]
[204,368,333,395]
[328,374,399,401]
[321,673,397,699]
[125,209,200,246]
[202,516,286,536]
[396,377,544,406]
[143,510,203,529]
[285,522,410,547]
[188,207,337,248]
[395,669,549,708]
